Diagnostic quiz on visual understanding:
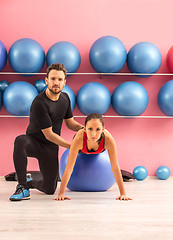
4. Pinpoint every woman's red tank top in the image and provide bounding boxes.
[80,132,105,154]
